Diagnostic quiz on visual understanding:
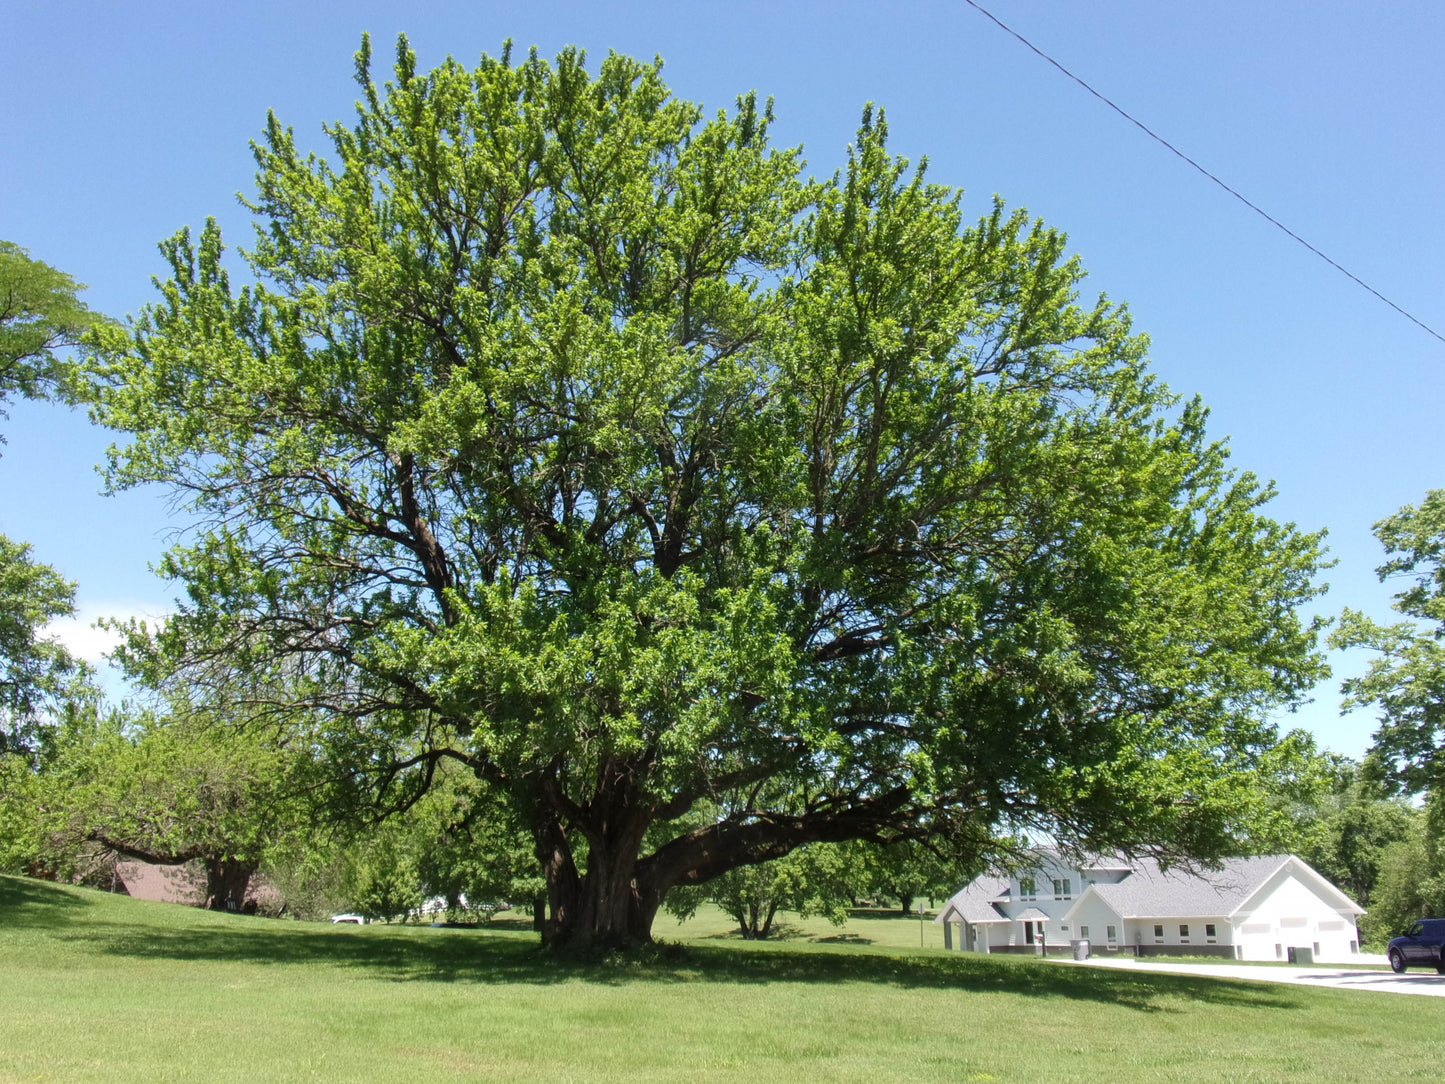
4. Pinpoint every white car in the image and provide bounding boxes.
[329,913,366,924]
